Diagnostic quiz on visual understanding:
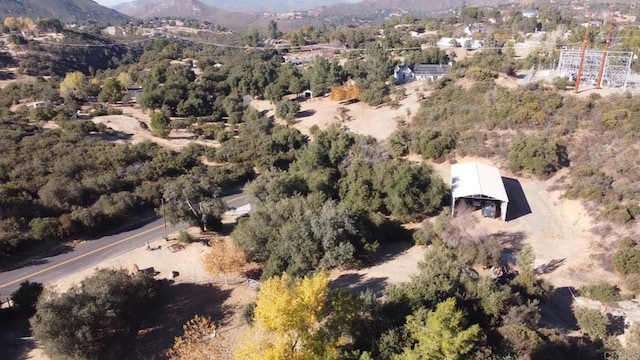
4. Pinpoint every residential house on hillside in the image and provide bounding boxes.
[126,85,143,103]
[26,100,50,110]
[394,64,451,84]
[283,56,314,66]
[437,37,484,49]
[464,25,485,37]
[394,65,414,84]
[414,64,451,82]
